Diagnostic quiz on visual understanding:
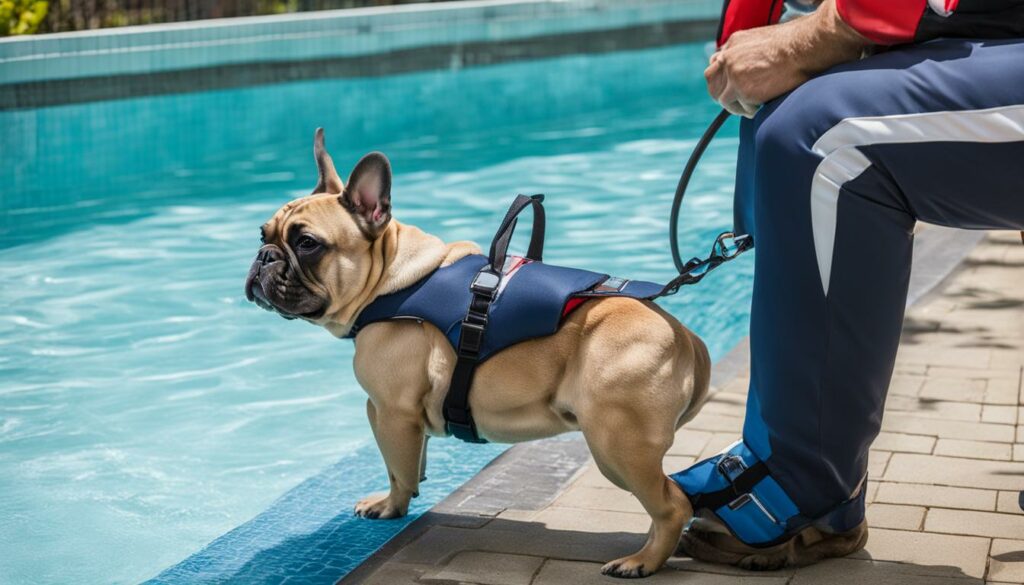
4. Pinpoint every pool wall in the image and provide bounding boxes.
[0,0,720,109]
